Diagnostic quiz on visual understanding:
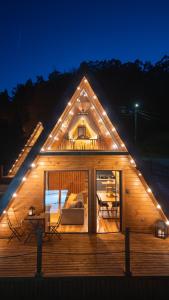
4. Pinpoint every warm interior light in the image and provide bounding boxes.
[54,136,59,141]
[106,132,110,136]
[69,111,74,115]
[77,98,80,102]
[157,204,161,209]
[112,144,118,149]
[91,105,95,110]
[47,147,51,150]
[98,119,102,123]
